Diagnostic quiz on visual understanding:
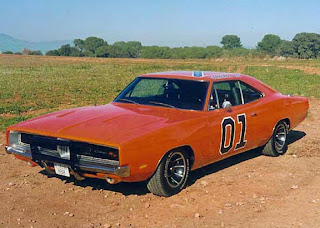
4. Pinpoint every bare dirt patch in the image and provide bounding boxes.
[253,64,320,76]
[279,65,320,76]
[1,100,320,228]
